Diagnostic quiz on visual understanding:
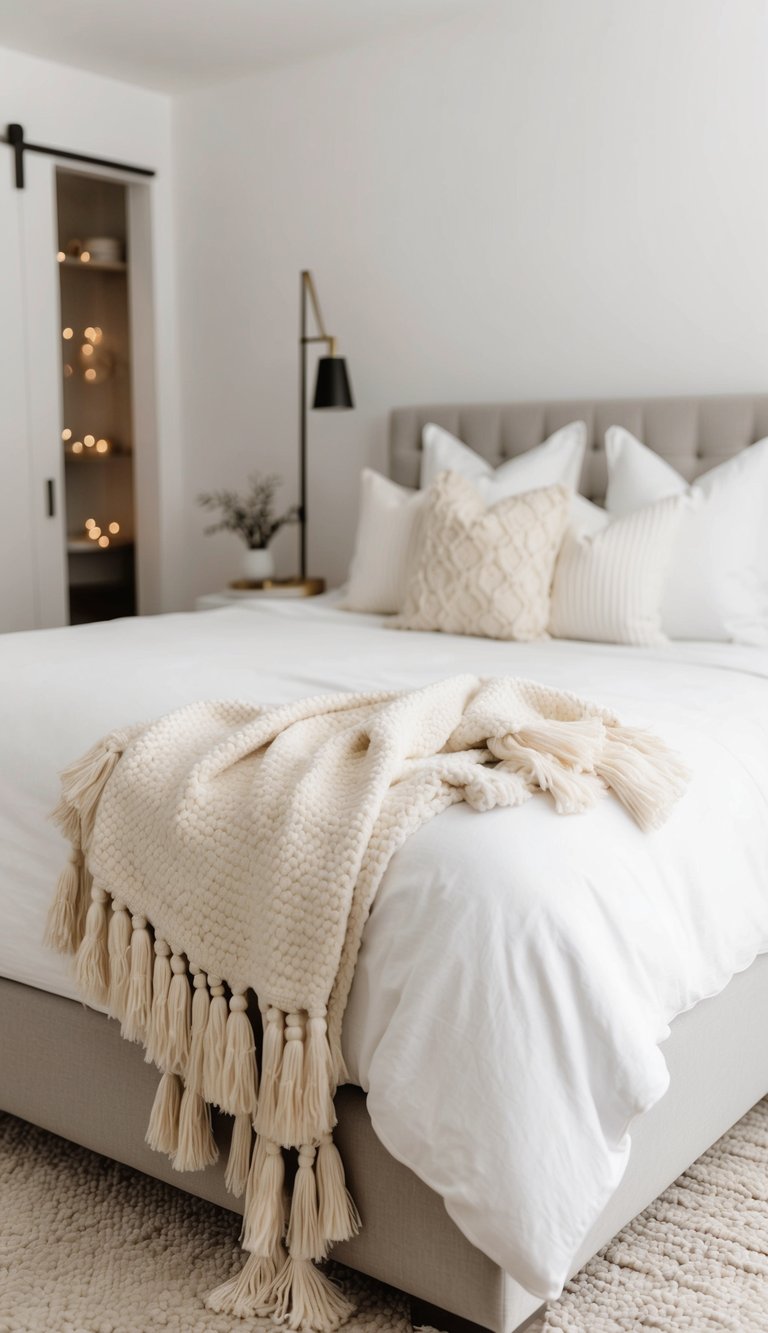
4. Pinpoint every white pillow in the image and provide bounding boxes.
[605,428,768,645]
[420,421,587,498]
[343,470,426,614]
[549,495,685,646]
